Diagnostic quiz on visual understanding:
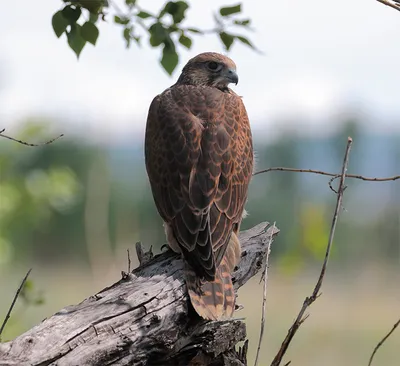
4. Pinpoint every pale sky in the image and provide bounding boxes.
[0,0,399,143]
